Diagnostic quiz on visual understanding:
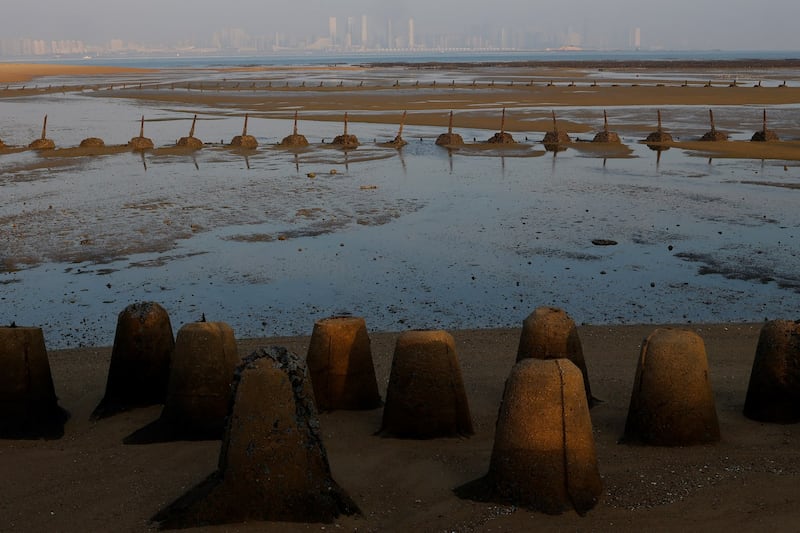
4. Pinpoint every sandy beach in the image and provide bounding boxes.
[1,61,799,531]
[1,323,798,532]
